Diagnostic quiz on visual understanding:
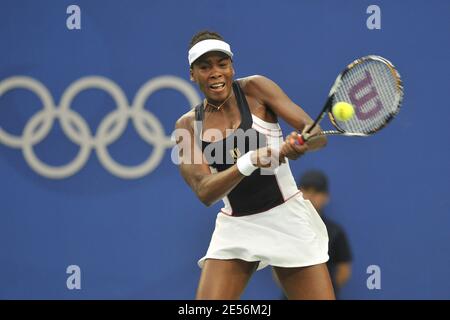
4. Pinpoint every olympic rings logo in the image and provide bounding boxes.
[0,76,201,179]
